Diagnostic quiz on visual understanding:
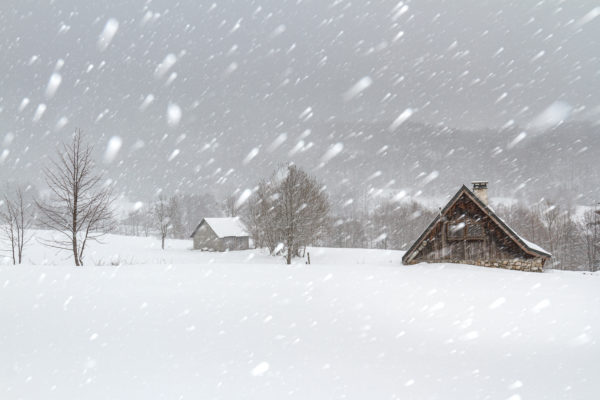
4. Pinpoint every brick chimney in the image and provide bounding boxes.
[472,181,488,205]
